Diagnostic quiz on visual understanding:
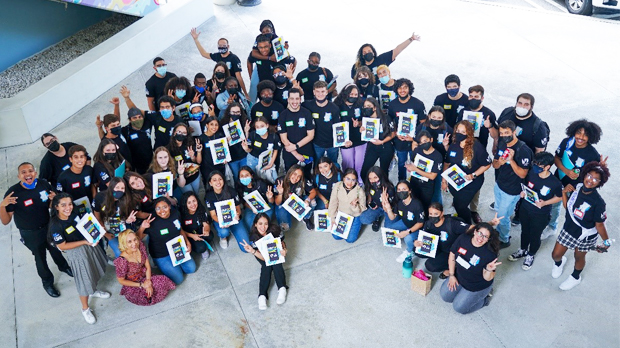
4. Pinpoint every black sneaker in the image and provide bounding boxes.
[372,217,382,232]
[499,240,511,249]
[511,216,521,226]
[304,218,314,231]
[508,249,527,261]
[471,211,482,224]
